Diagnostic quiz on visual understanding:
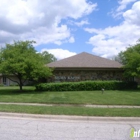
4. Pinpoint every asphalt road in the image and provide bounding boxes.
[0,115,140,140]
